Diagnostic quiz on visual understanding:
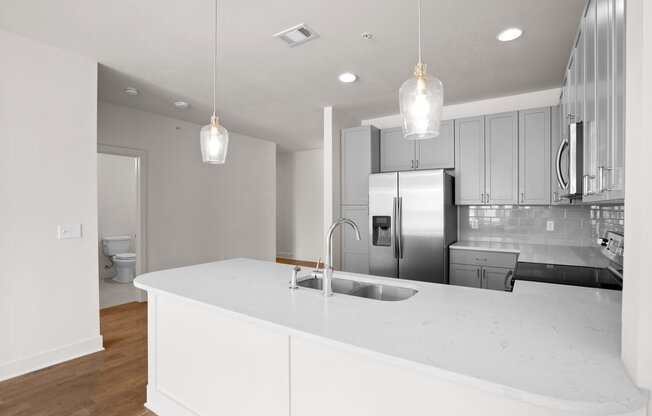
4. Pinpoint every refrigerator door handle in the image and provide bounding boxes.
[392,197,399,259]
[397,197,403,259]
